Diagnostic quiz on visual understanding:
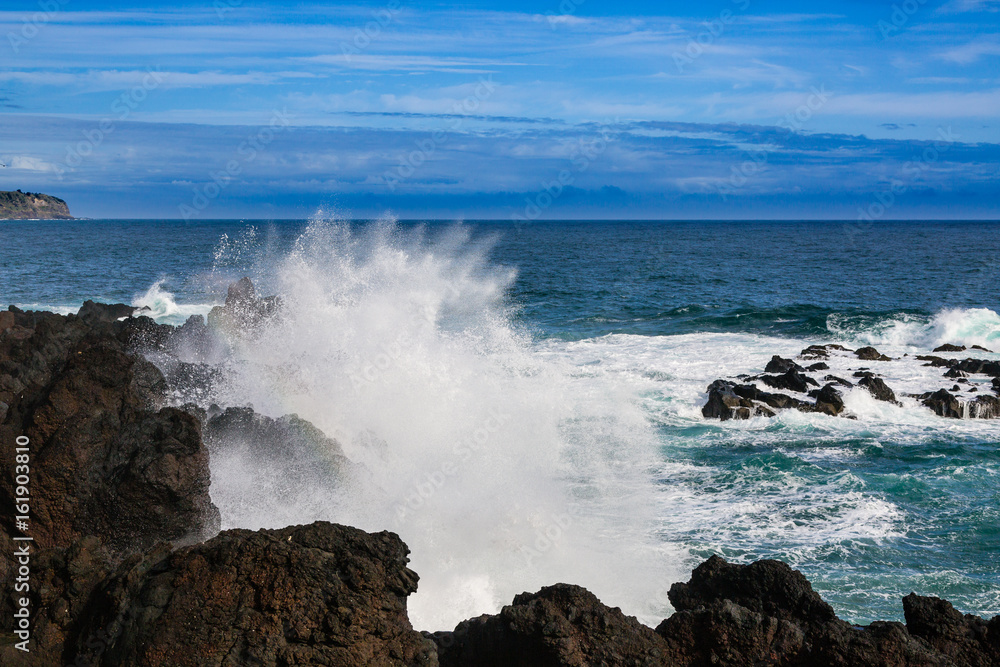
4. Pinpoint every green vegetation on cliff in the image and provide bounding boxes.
[0,189,73,219]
